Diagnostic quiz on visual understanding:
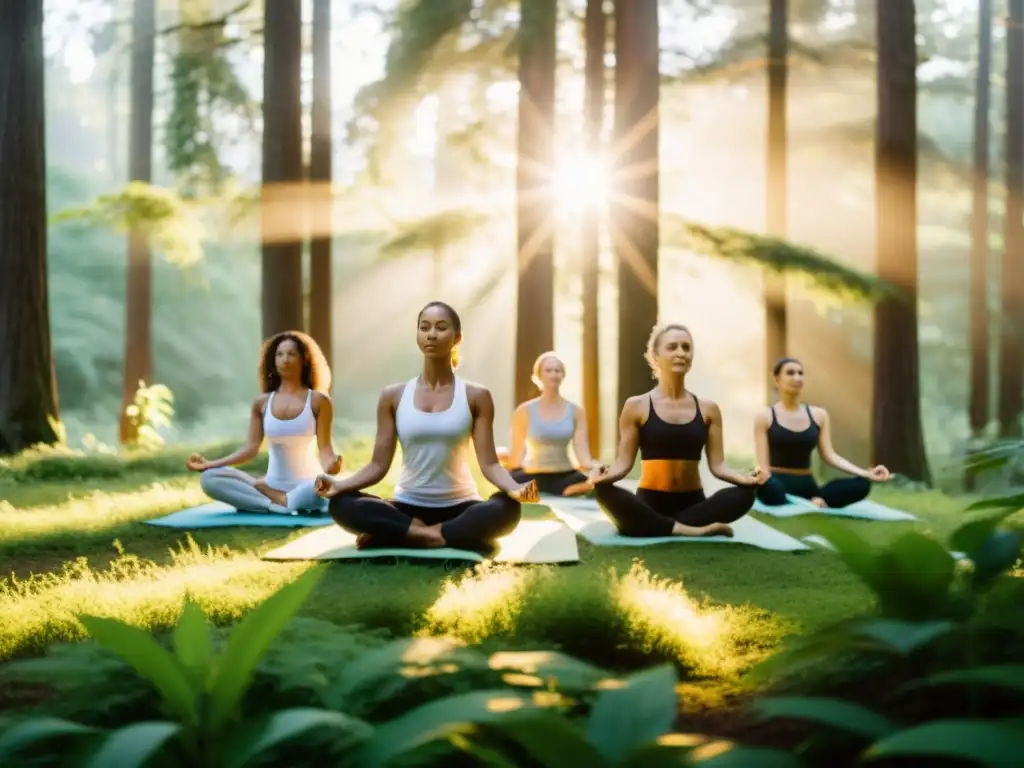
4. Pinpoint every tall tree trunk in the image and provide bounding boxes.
[0,0,60,454]
[966,0,993,490]
[612,0,660,405]
[261,0,304,339]
[999,0,1024,438]
[119,0,156,445]
[309,0,333,382]
[764,0,788,400]
[514,0,557,406]
[581,0,606,457]
[872,0,930,482]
